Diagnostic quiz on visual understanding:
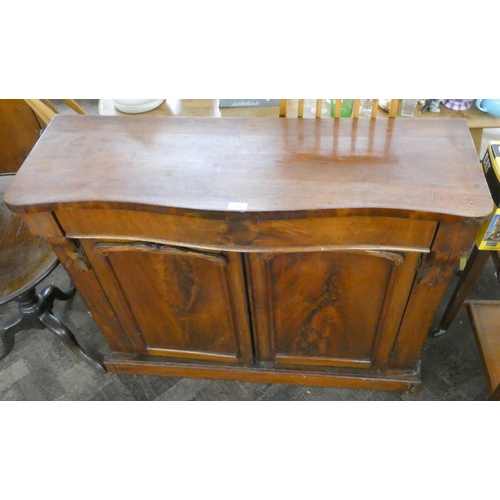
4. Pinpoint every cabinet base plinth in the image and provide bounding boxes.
[104,352,421,392]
